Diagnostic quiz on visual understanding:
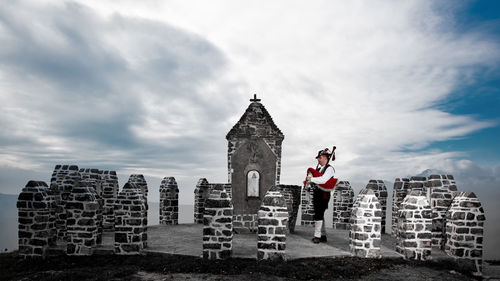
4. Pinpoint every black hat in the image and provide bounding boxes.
[315,148,331,159]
